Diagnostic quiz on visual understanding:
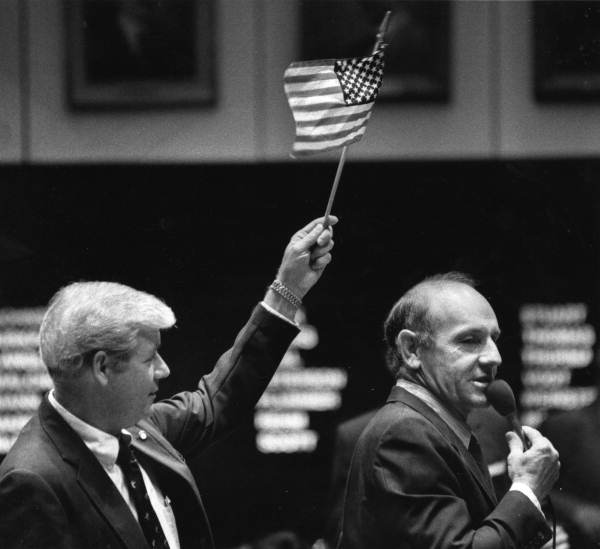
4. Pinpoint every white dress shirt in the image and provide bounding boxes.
[260,301,298,325]
[48,391,181,549]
